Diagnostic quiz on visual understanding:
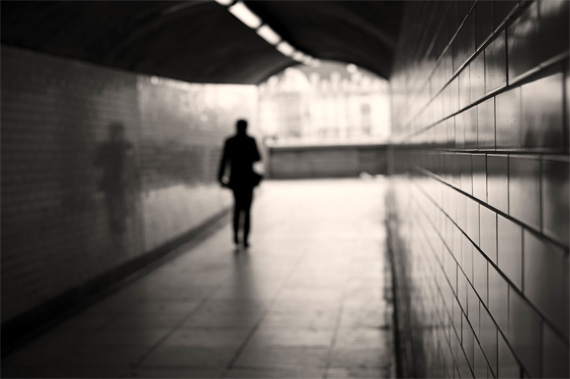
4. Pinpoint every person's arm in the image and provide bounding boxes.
[218,140,229,186]
[252,138,261,162]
